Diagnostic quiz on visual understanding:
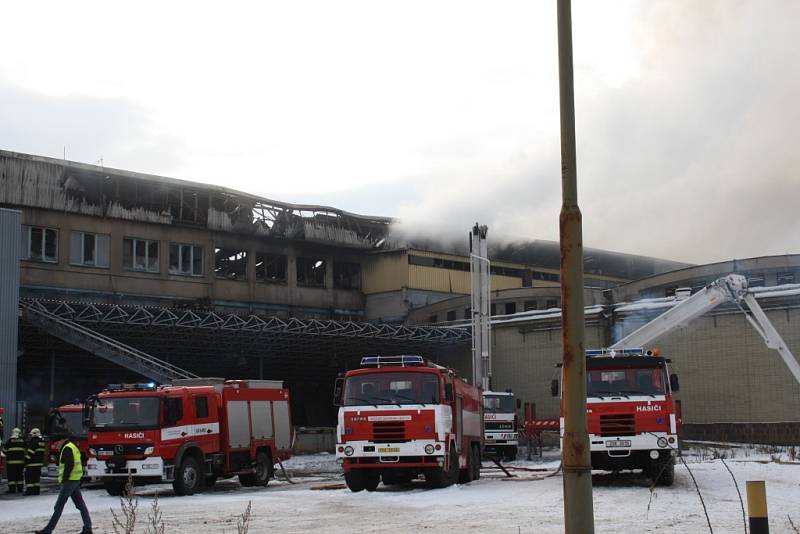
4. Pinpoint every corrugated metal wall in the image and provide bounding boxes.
[0,209,21,439]
[362,252,409,294]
